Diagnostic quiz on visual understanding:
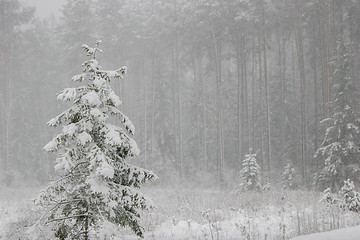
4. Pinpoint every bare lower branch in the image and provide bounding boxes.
[46,214,90,224]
